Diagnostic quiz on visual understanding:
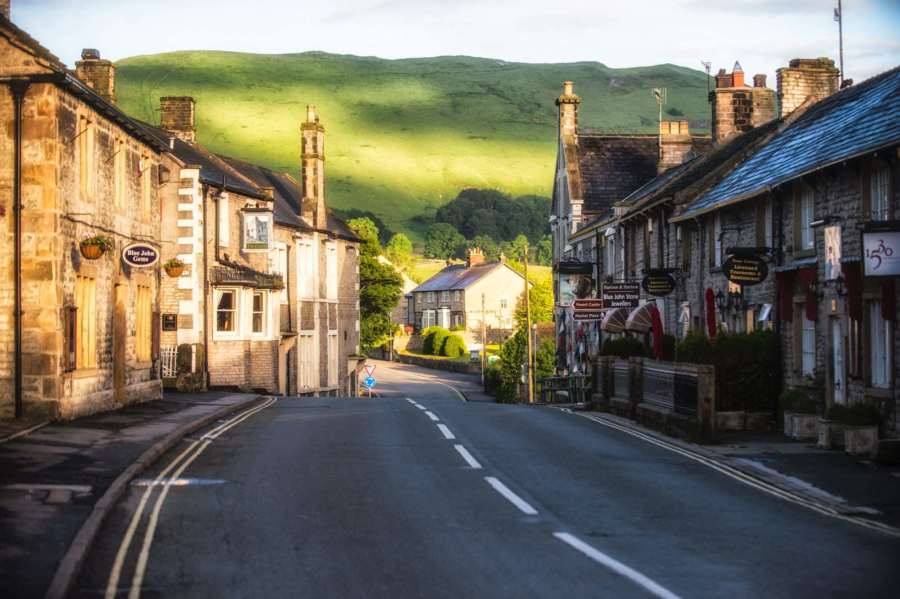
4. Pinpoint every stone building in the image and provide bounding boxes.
[146,98,362,396]
[408,248,530,344]
[1,14,166,419]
